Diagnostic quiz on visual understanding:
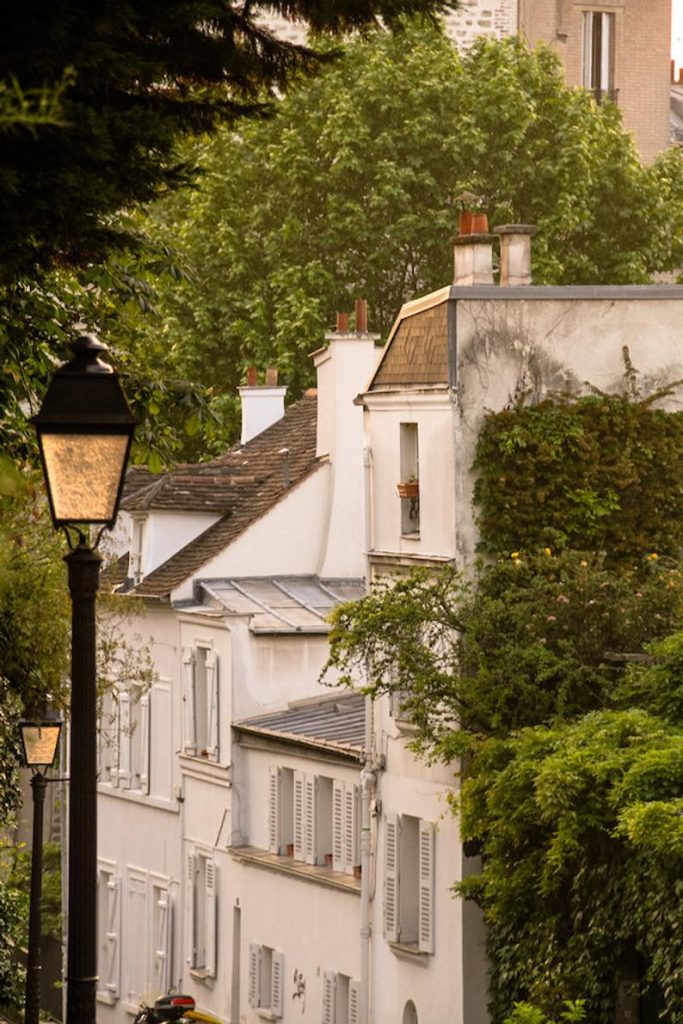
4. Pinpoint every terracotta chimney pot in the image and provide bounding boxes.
[336,312,349,332]
[265,367,279,386]
[355,299,368,332]
[246,366,258,386]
